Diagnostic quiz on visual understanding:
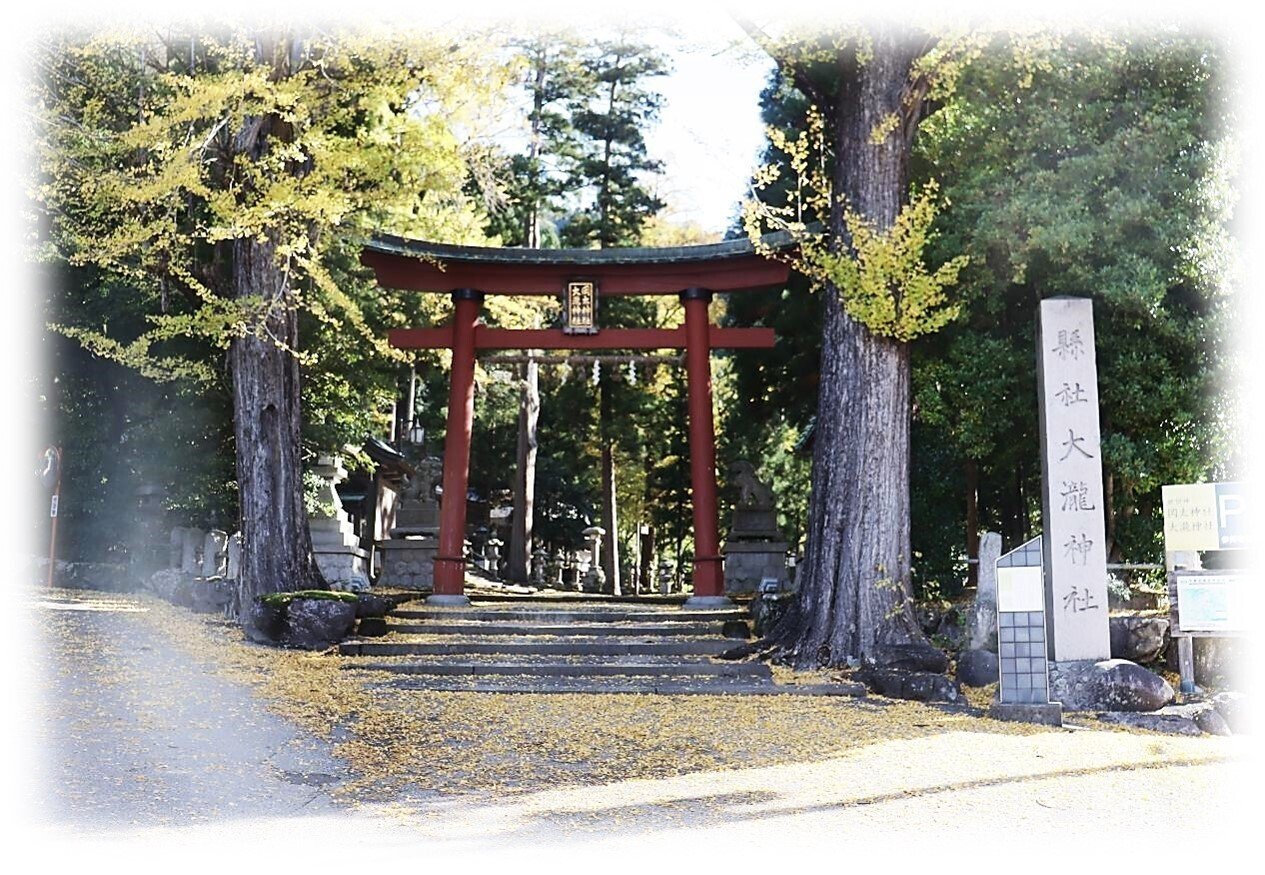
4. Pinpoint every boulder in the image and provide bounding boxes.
[244,598,286,644]
[357,617,389,637]
[956,649,1000,687]
[170,579,195,609]
[282,596,356,650]
[870,642,950,674]
[1110,616,1169,664]
[1212,692,1249,734]
[1194,708,1232,736]
[354,593,394,619]
[1096,711,1203,736]
[146,569,186,602]
[1088,659,1175,712]
[862,669,906,698]
[750,592,792,638]
[190,579,234,614]
[902,672,964,704]
[859,668,963,704]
